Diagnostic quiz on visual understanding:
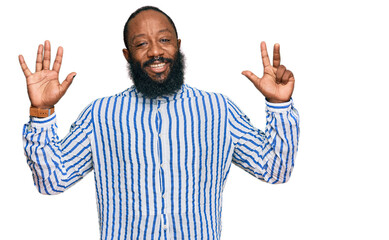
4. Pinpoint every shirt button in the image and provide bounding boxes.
[163,225,168,230]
